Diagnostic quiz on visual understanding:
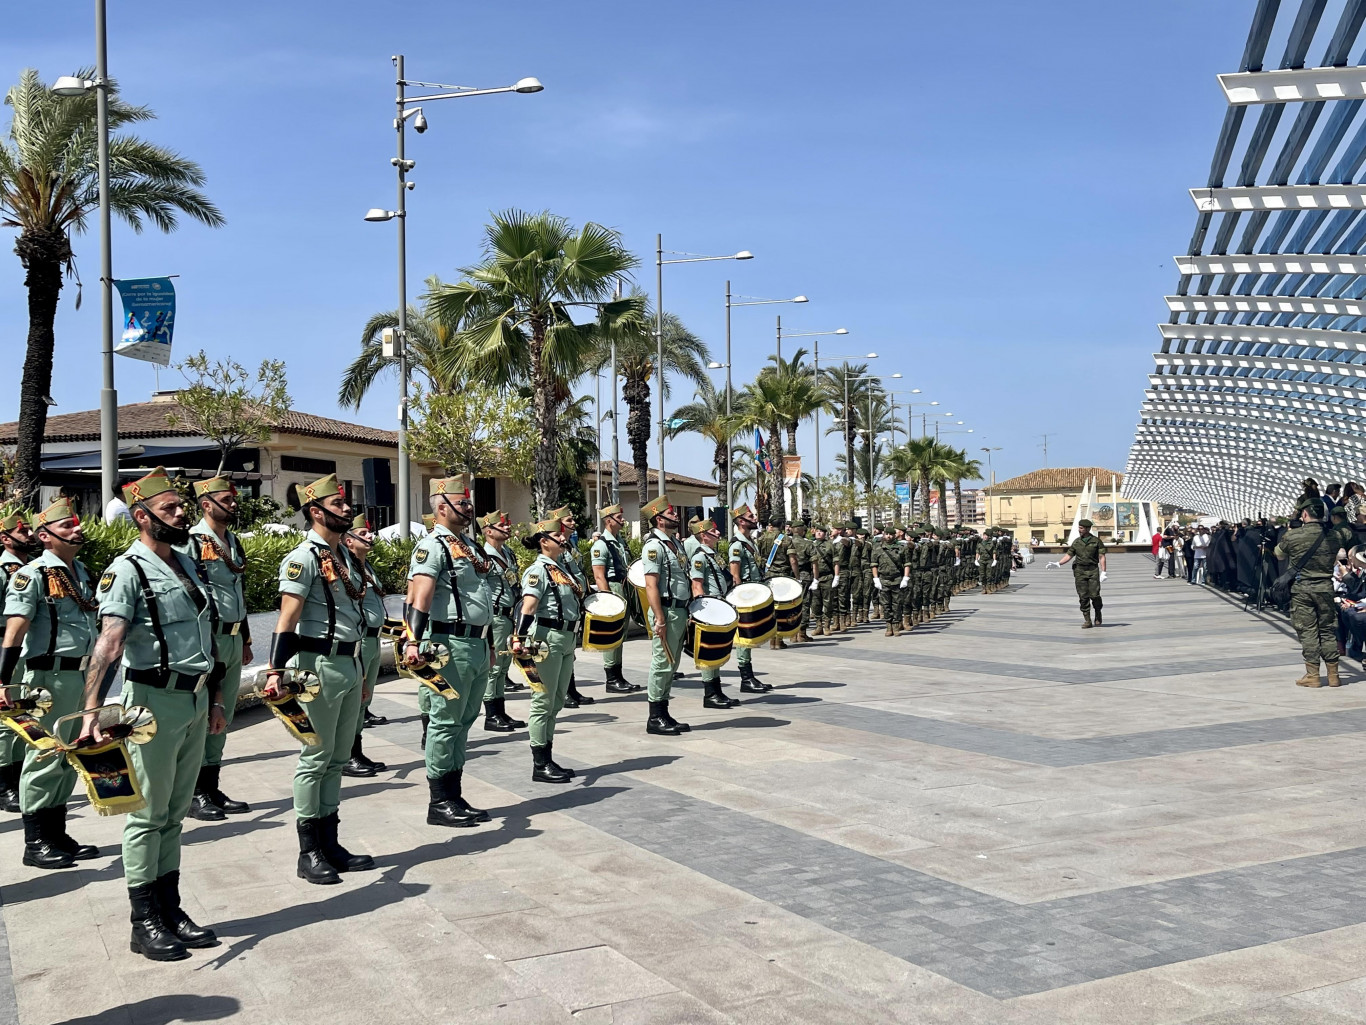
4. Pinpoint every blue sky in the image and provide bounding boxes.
[2,0,1252,486]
